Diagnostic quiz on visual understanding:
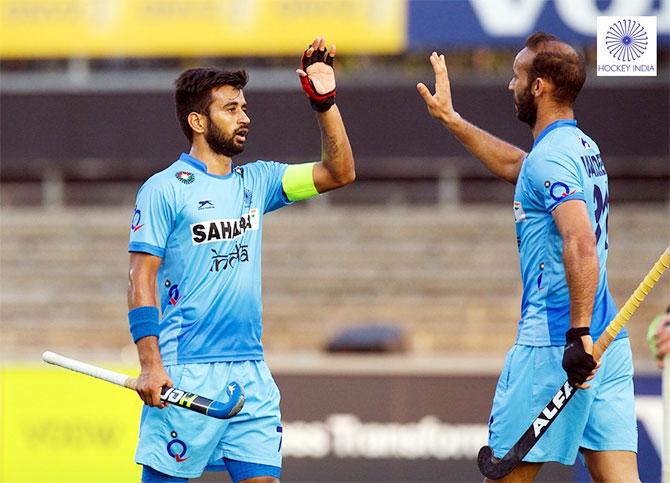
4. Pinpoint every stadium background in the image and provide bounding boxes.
[0,0,668,481]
